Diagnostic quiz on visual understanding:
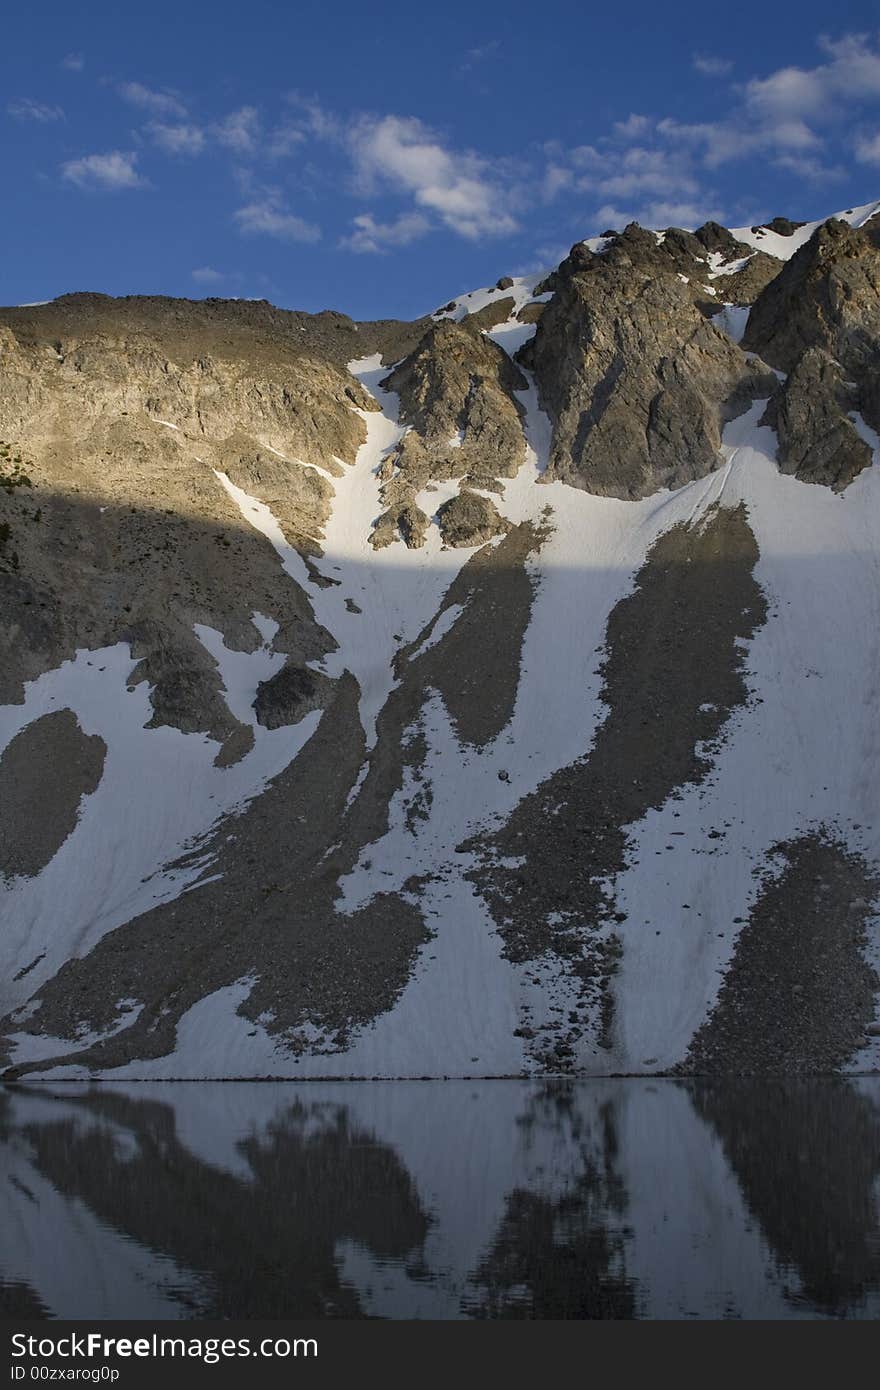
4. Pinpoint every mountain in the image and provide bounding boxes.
[1,199,879,1080]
